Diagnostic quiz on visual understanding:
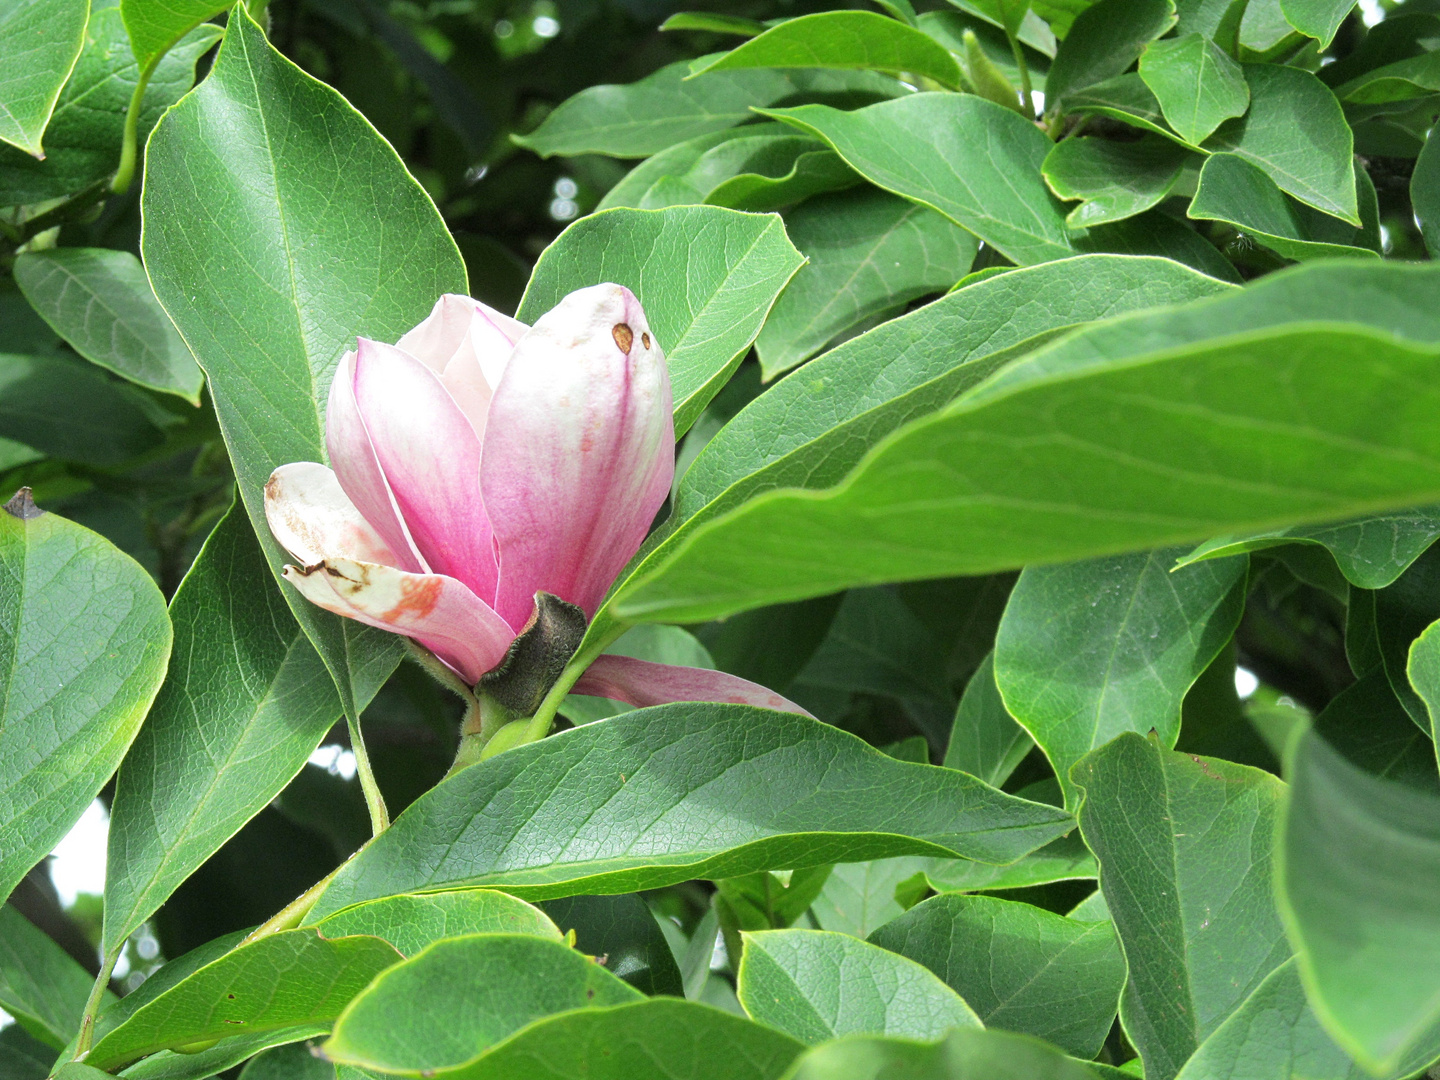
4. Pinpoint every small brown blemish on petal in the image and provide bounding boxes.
[641,331,651,350]
[612,322,634,354]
